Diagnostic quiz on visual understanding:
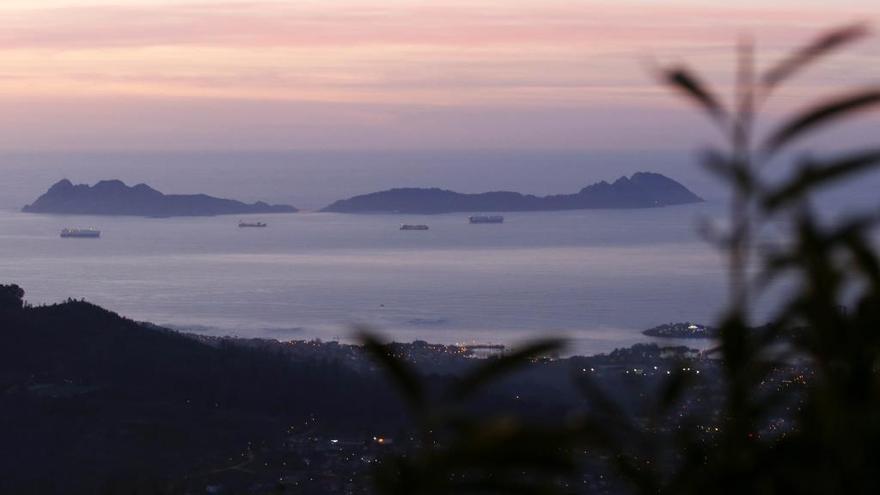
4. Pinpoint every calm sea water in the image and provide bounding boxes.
[1,151,877,355]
